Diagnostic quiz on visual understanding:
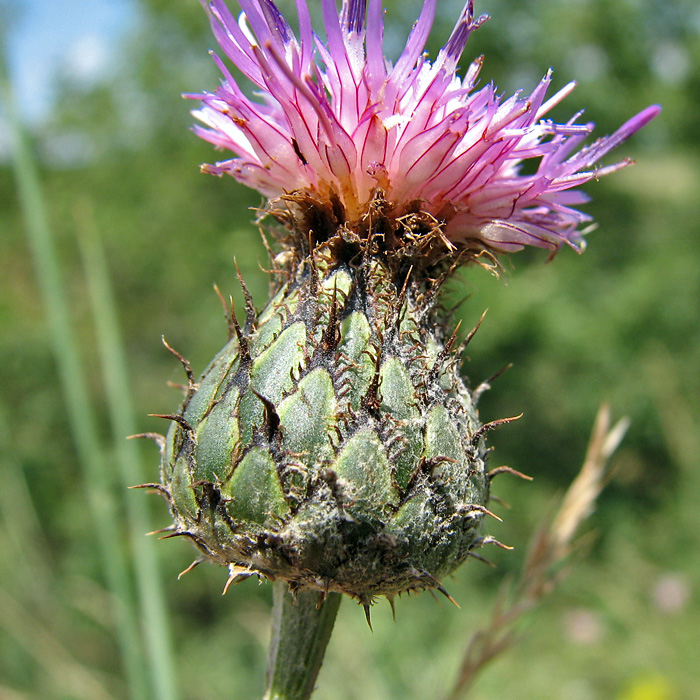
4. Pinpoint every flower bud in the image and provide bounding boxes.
[160,239,491,604]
